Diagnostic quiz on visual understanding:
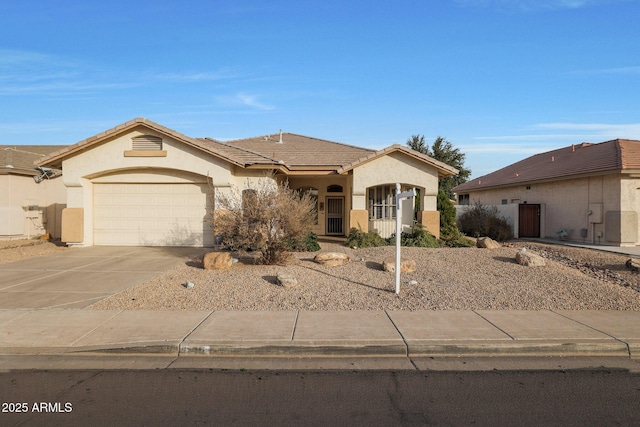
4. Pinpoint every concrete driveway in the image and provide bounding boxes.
[0,247,209,309]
